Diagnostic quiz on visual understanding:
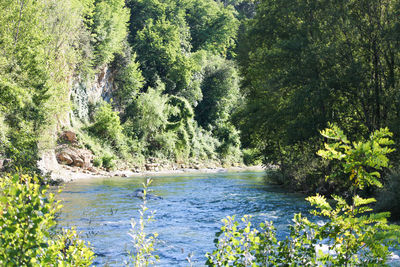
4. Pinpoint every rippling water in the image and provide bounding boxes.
[56,171,312,266]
